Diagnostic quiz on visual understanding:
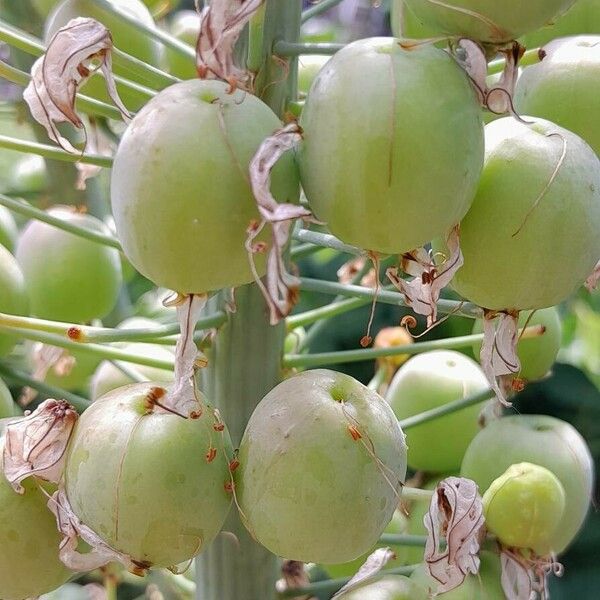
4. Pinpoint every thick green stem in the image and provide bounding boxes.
[487,47,541,76]
[292,228,363,256]
[301,0,345,23]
